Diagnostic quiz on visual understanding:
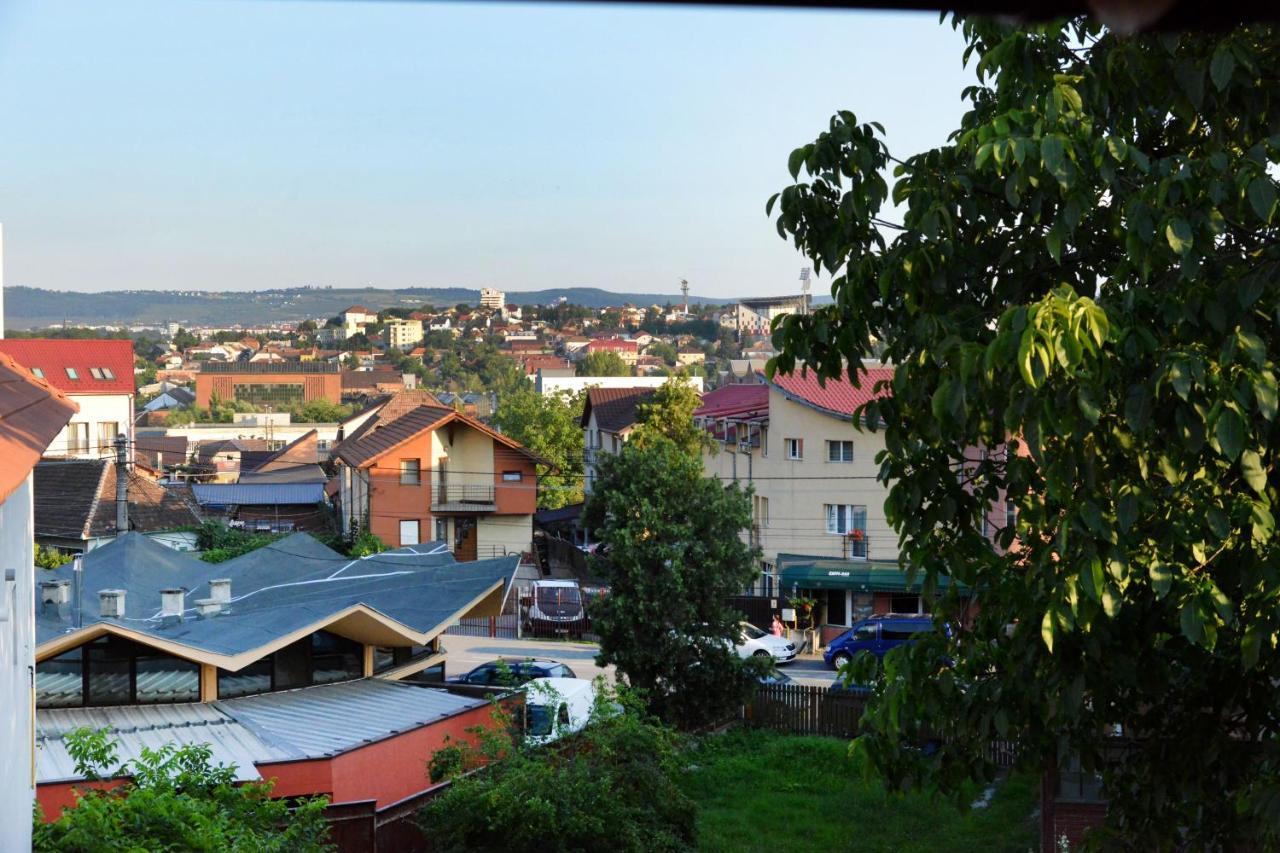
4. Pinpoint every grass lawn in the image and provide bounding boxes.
[680,728,1038,853]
